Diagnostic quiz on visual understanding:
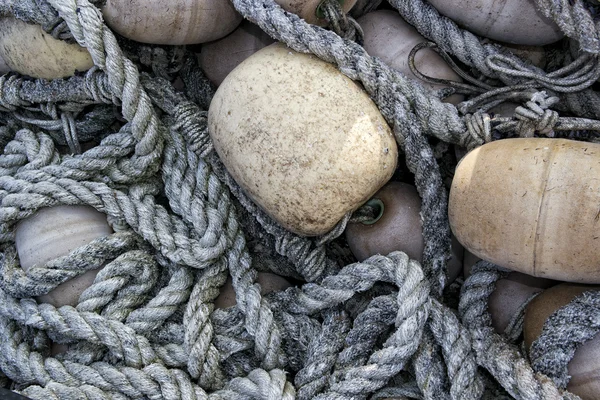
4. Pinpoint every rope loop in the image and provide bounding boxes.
[319,0,364,44]
[463,112,492,149]
[514,92,560,138]
[1,0,600,398]
[487,52,600,93]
